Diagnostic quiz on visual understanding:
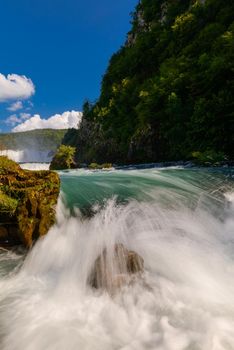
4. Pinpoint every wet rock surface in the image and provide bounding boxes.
[89,243,144,293]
